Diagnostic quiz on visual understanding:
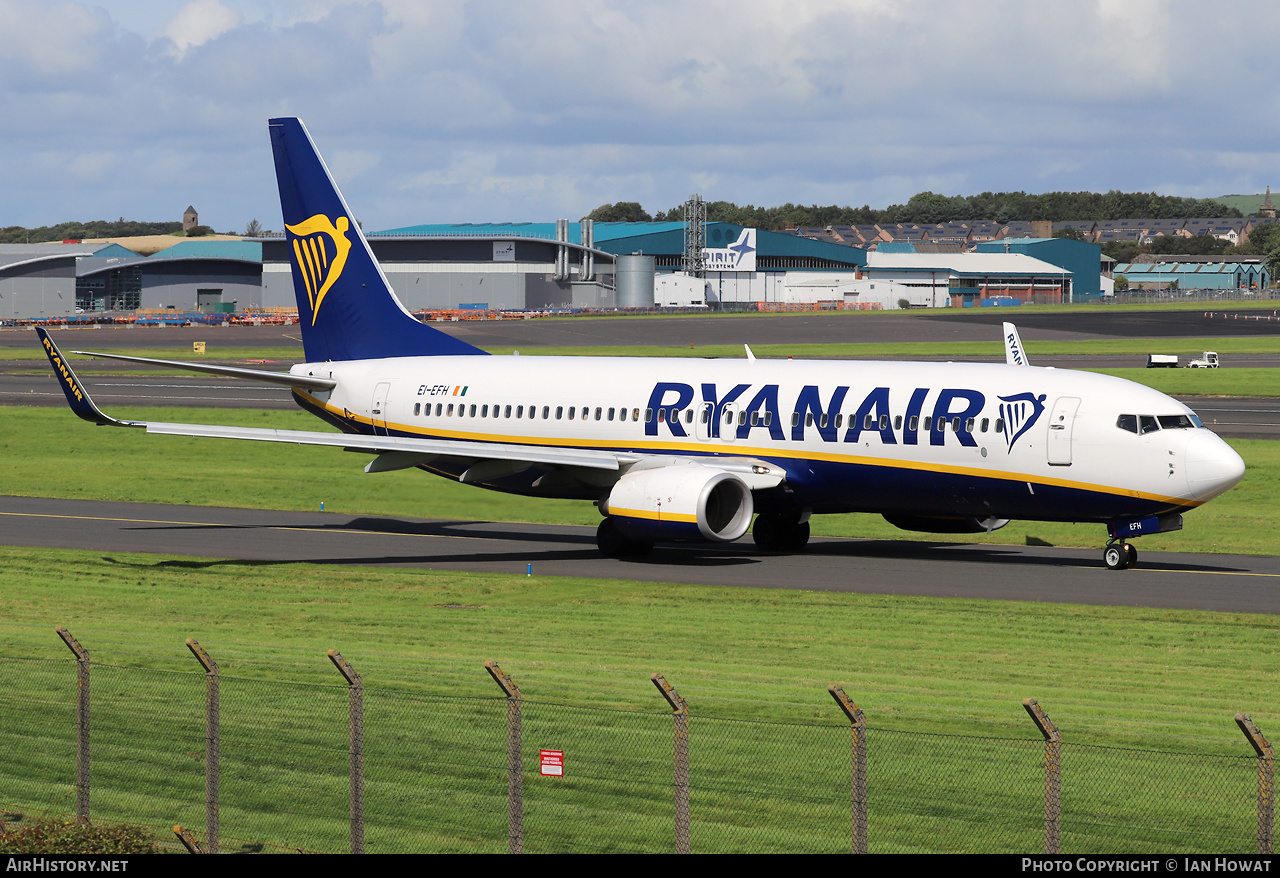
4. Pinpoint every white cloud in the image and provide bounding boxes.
[5,0,1280,227]
[162,0,241,56]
